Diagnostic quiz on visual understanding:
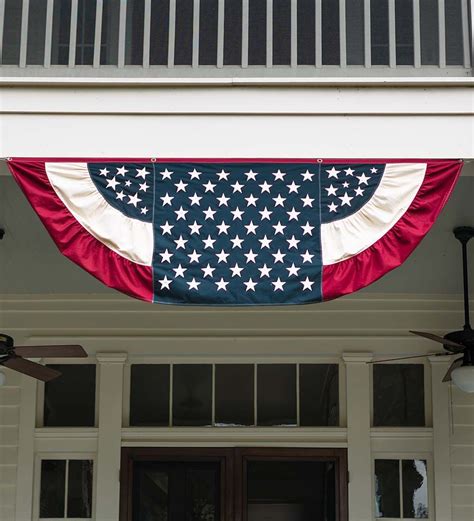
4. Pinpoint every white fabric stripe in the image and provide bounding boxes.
[45,162,153,266]
[321,163,427,265]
